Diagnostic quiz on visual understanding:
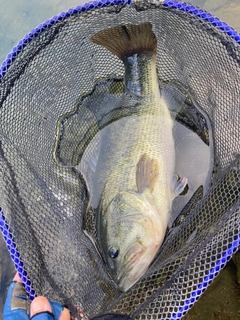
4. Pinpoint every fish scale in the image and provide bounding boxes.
[91,22,187,291]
